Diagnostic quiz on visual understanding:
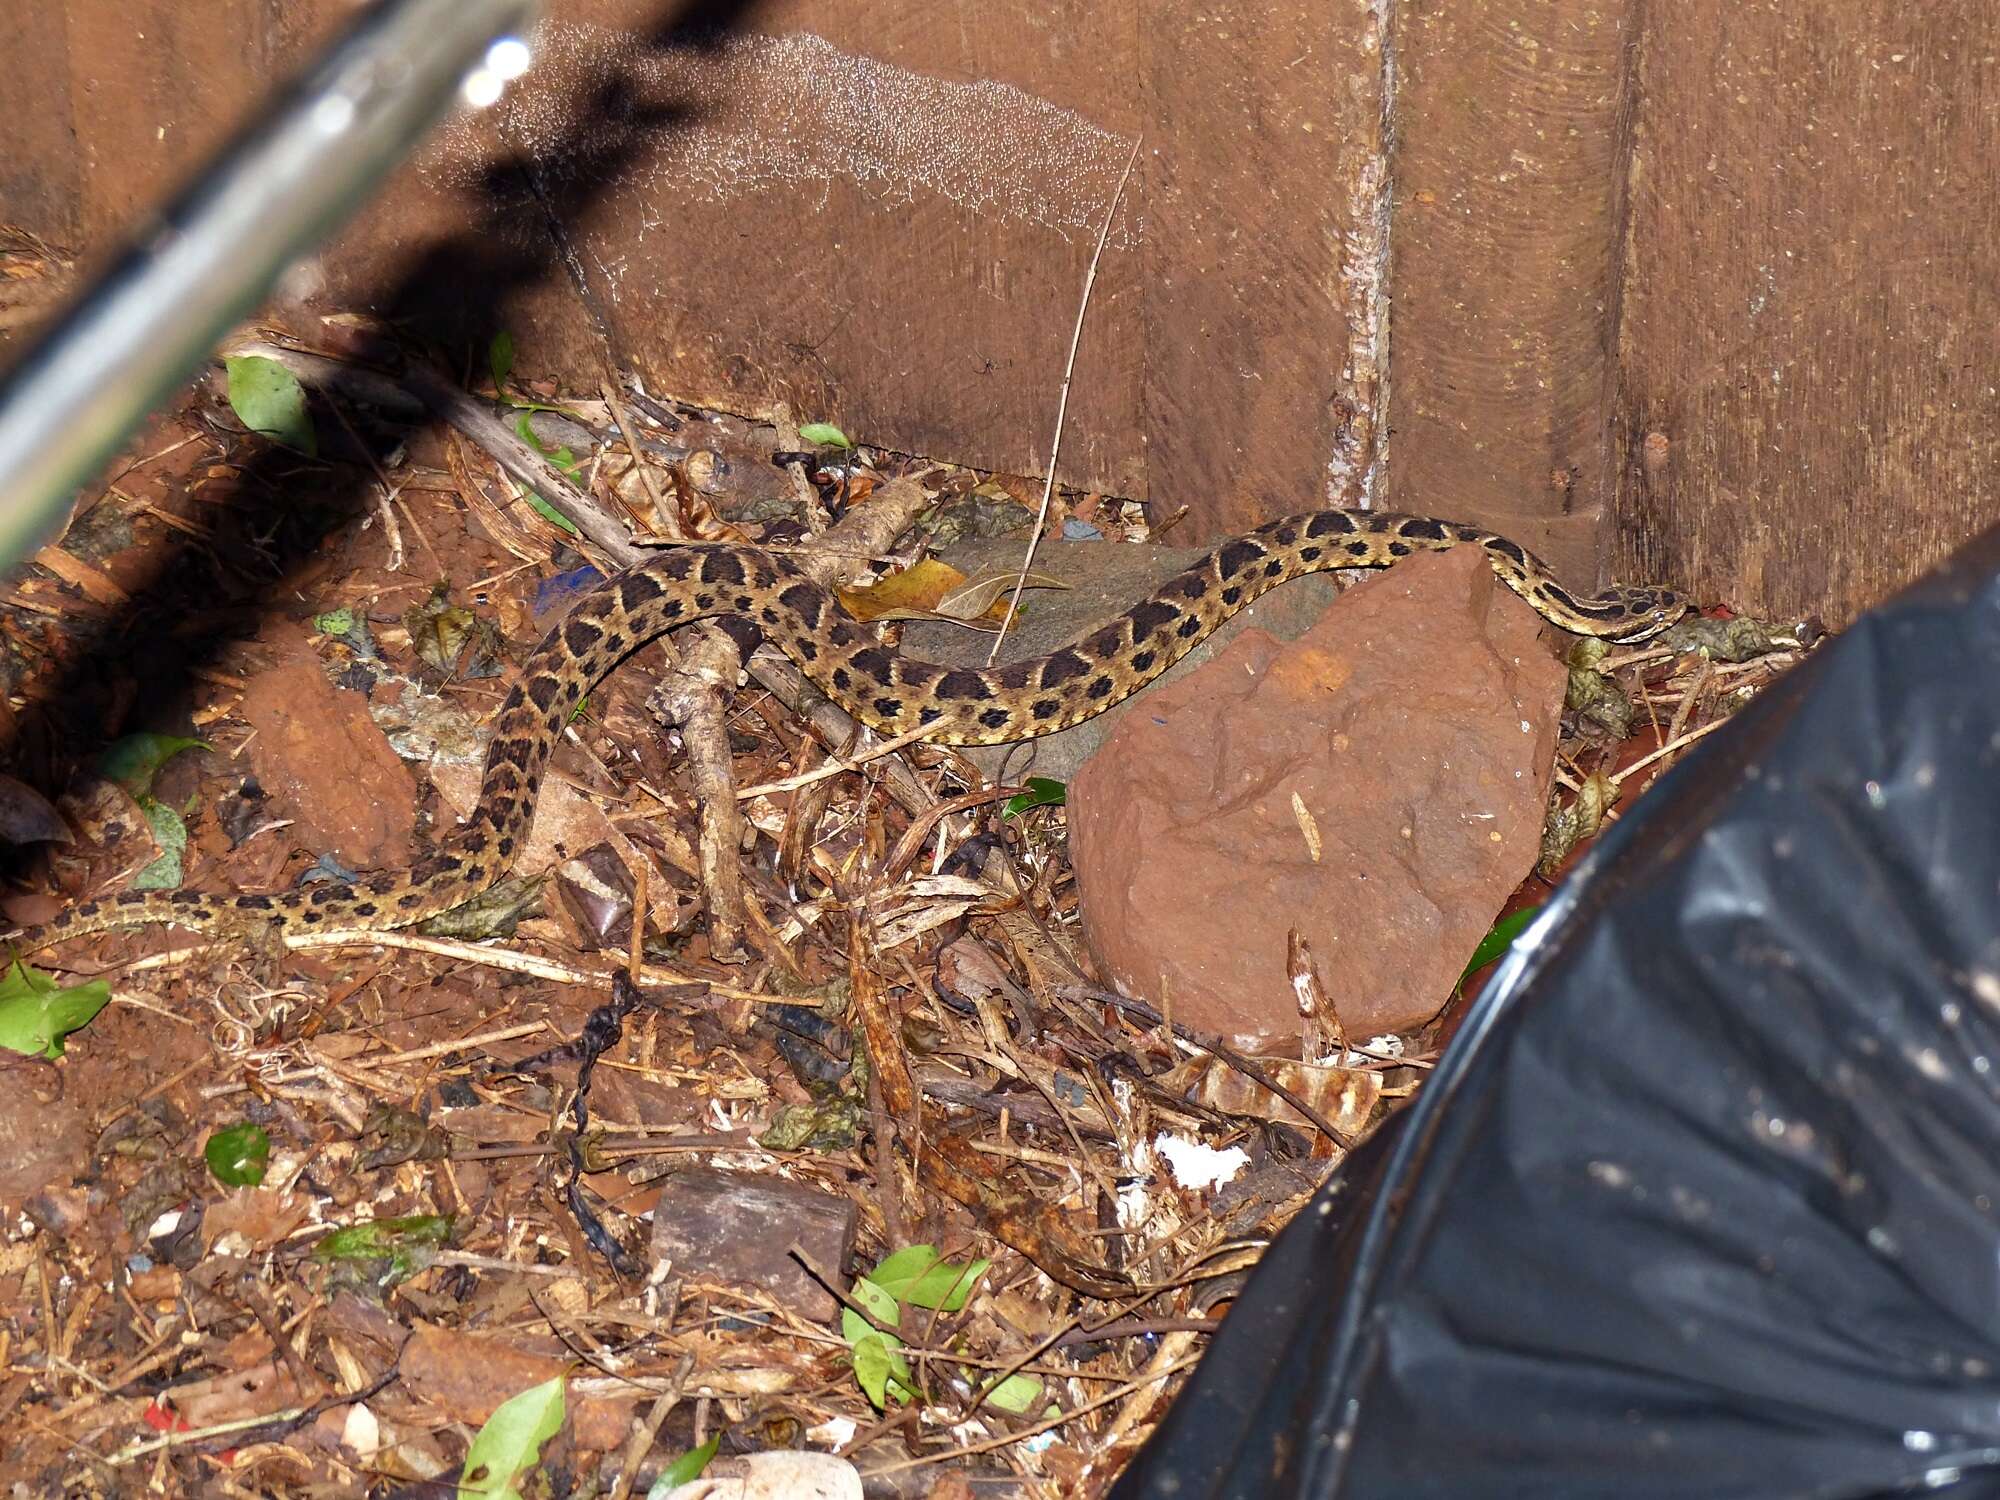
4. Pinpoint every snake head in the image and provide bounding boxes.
[1609,586,1693,642]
